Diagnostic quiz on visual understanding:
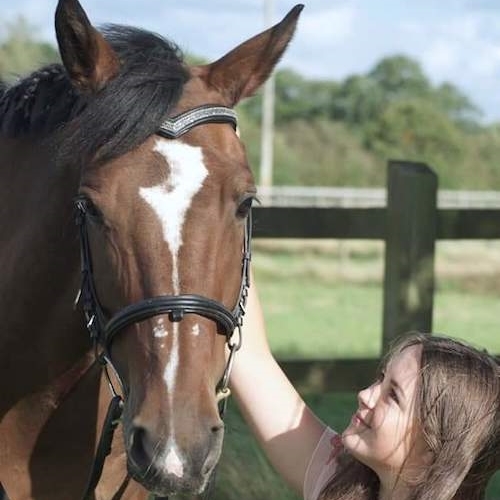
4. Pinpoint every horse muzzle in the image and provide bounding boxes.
[125,417,224,495]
